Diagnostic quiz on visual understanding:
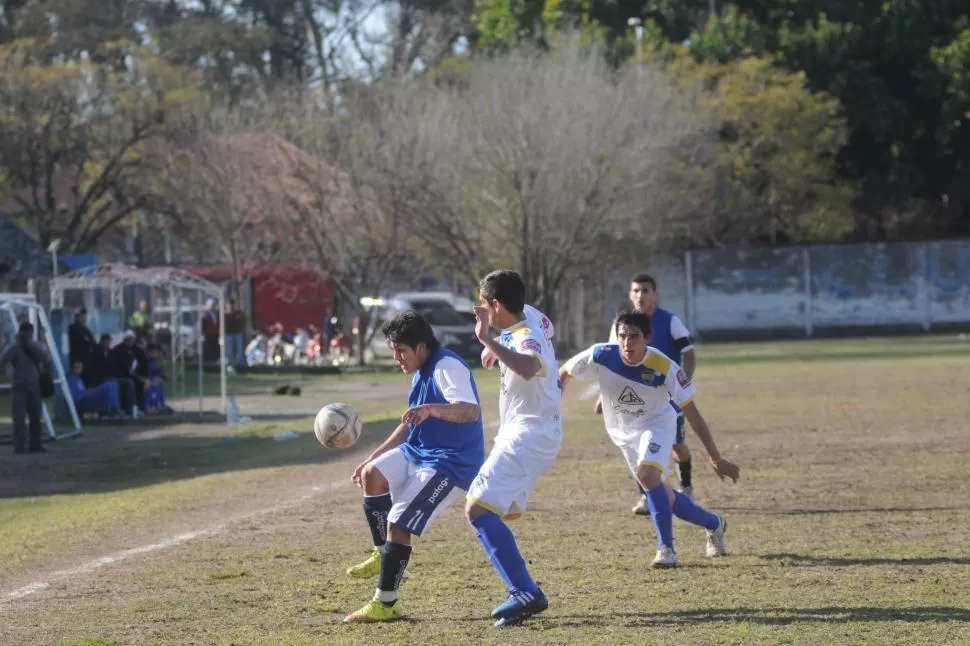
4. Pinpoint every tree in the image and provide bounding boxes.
[148,122,288,302]
[660,54,855,247]
[420,41,713,320]
[0,38,201,251]
[264,96,416,364]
